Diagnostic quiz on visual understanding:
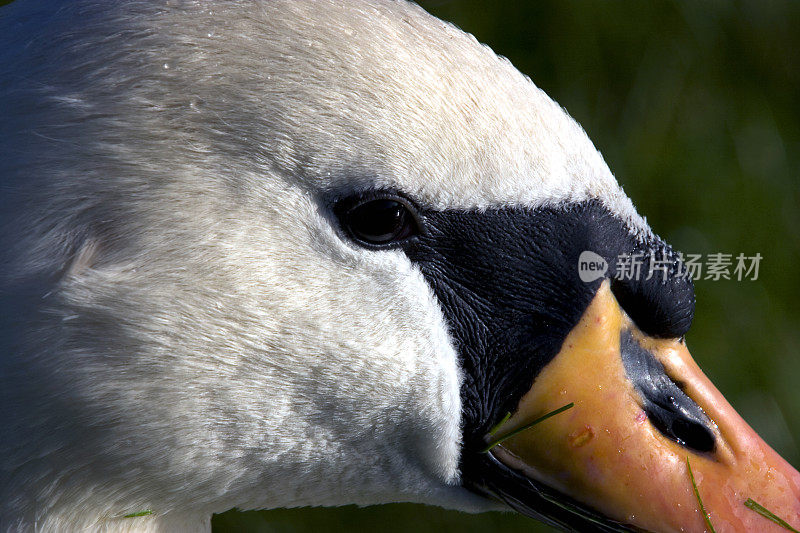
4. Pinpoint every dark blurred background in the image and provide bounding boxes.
[217,1,800,531]
[20,0,781,530]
